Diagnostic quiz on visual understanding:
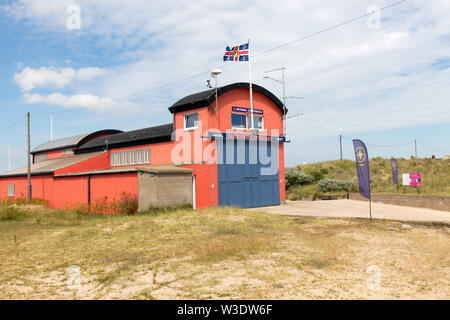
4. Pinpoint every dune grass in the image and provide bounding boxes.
[0,203,448,299]
[287,158,450,200]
